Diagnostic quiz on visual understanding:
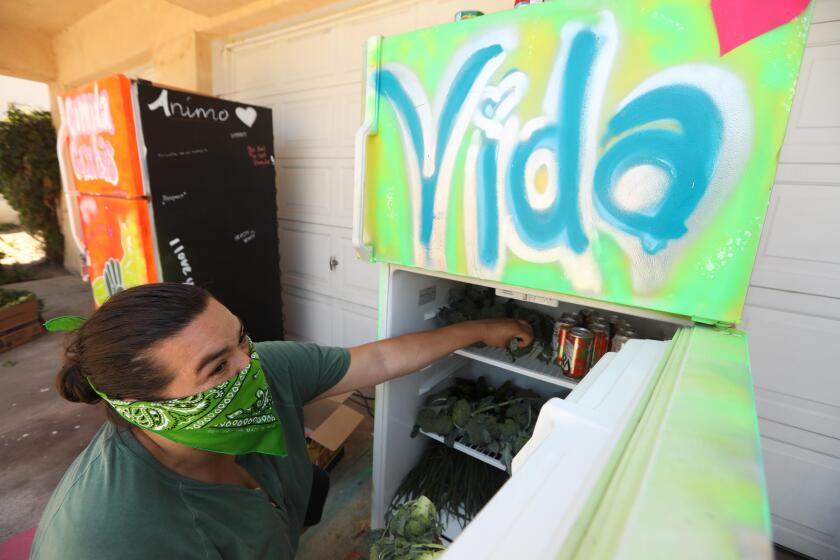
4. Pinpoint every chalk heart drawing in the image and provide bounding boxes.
[374,11,753,294]
[235,107,257,127]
